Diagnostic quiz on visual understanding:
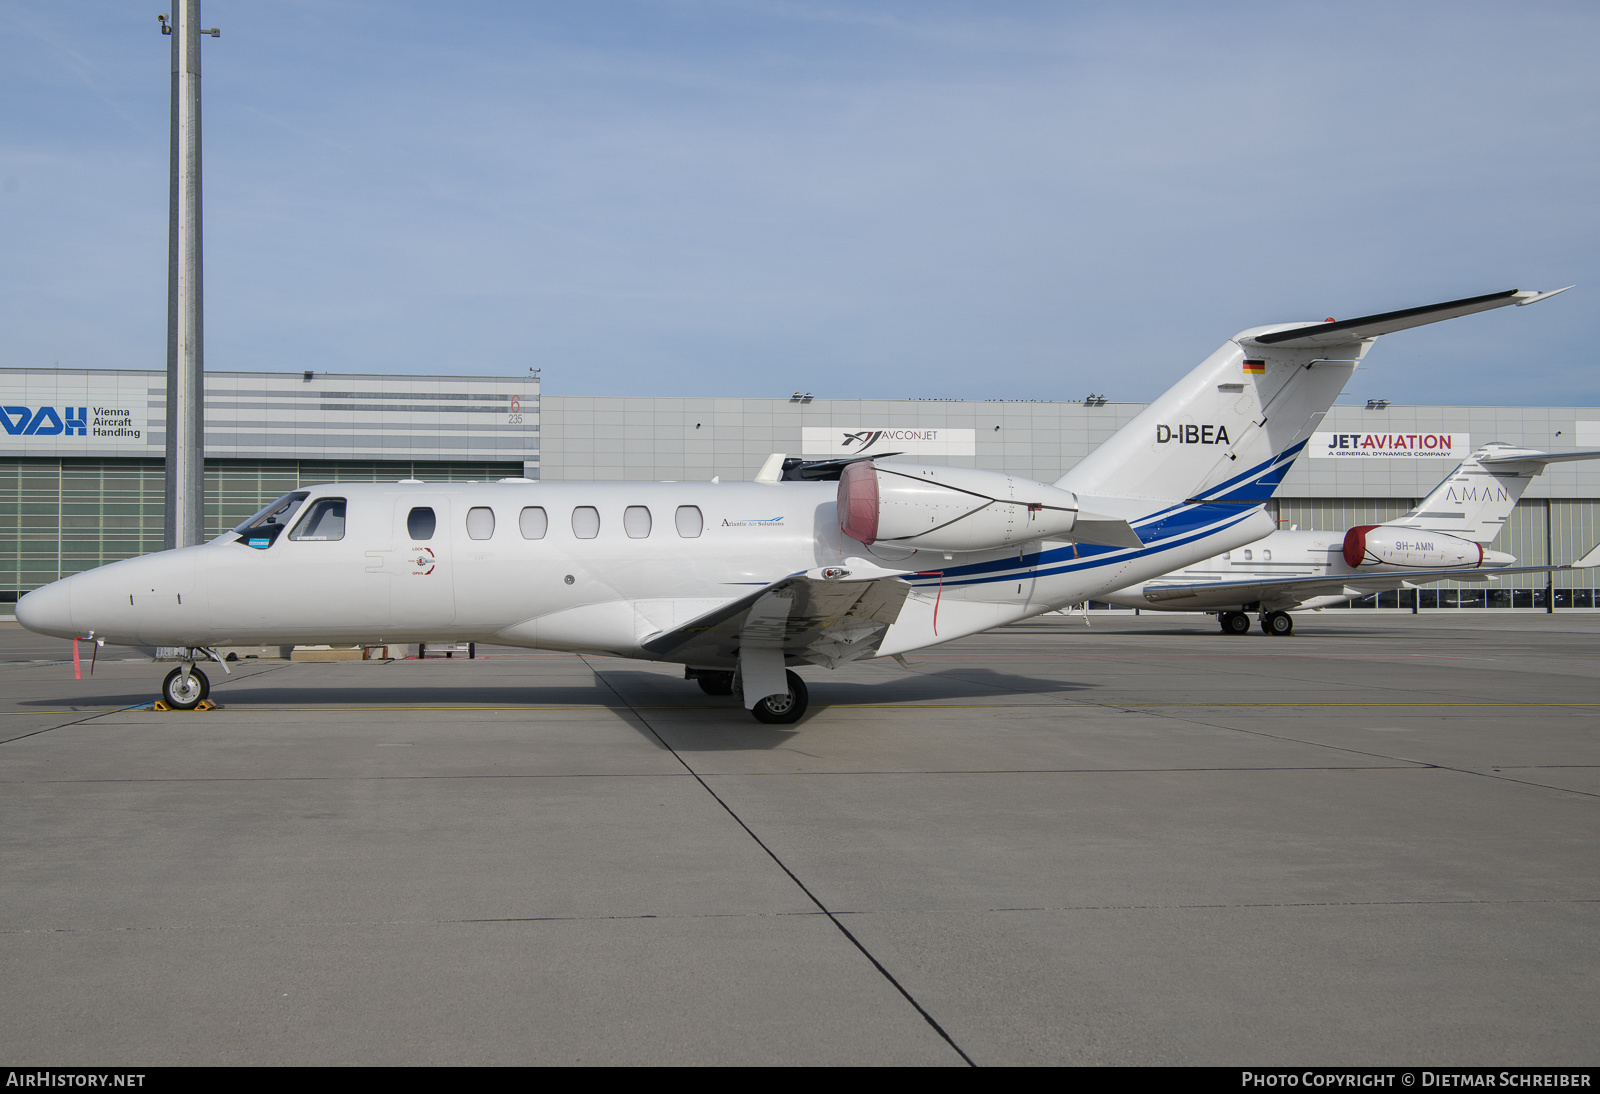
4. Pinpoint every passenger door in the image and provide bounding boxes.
[377,494,456,630]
